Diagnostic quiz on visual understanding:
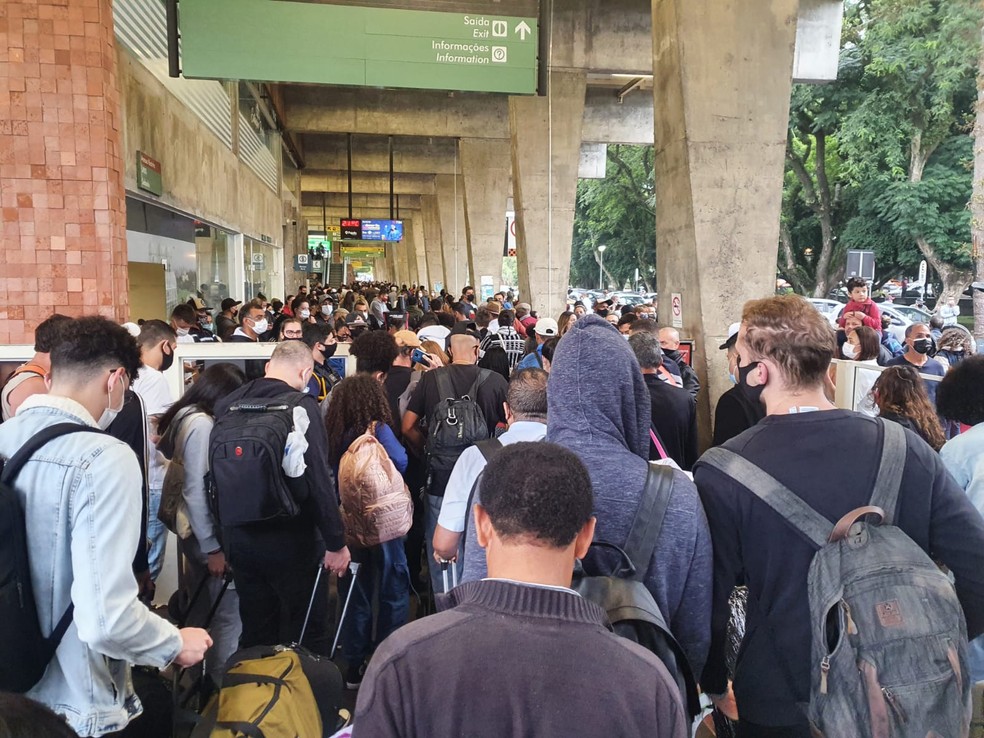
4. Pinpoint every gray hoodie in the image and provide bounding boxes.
[546,315,712,676]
